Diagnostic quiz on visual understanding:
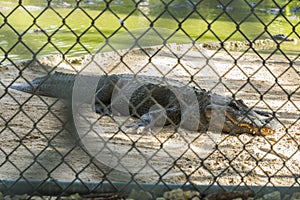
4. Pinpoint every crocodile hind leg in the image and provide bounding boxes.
[94,103,112,115]
[93,75,121,115]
